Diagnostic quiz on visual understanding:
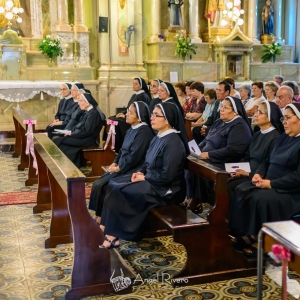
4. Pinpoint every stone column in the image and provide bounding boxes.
[55,0,71,31]
[284,0,295,47]
[189,0,202,42]
[148,0,161,43]
[247,0,260,43]
[29,0,43,38]
[273,0,283,42]
[296,1,300,62]
[74,0,88,32]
